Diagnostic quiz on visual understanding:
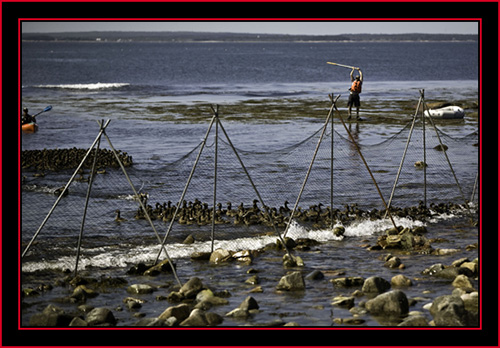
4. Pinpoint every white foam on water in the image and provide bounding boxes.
[34,83,130,90]
[22,209,469,273]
